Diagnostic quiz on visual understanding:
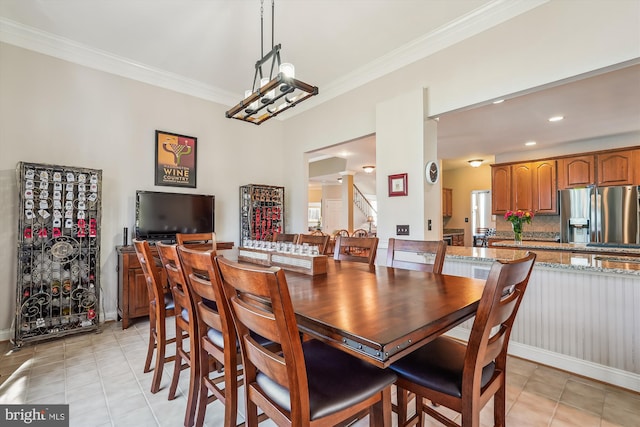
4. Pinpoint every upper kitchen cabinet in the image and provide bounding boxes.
[596,149,637,186]
[512,163,533,212]
[442,188,453,217]
[532,160,557,214]
[491,165,511,215]
[491,160,557,215]
[557,155,595,189]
